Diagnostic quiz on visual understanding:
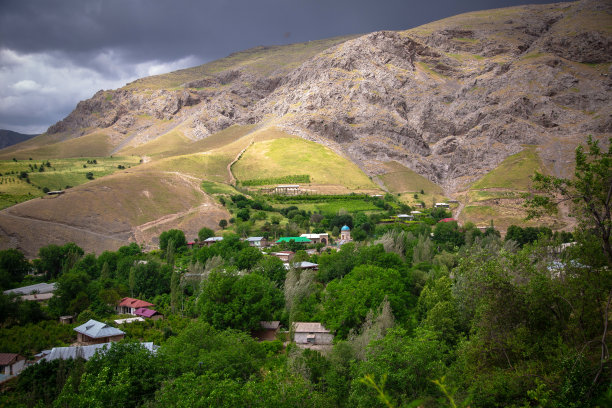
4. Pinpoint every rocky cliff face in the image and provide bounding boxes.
[44,0,612,191]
